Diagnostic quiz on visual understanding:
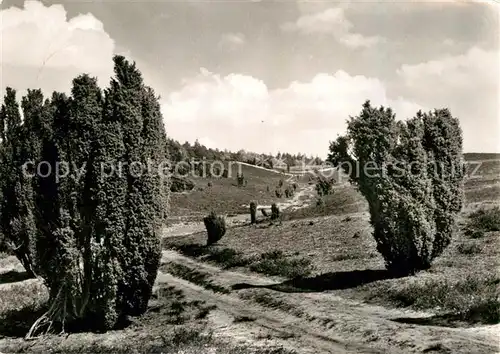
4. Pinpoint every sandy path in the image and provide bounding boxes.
[235,161,296,177]
[155,269,384,354]
[163,184,316,239]
[158,249,499,354]
[242,184,316,211]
